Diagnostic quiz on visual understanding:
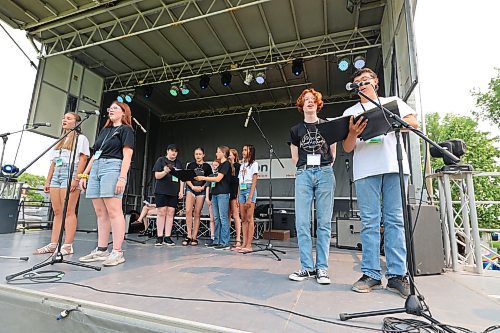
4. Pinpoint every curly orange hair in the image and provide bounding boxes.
[296,89,324,113]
